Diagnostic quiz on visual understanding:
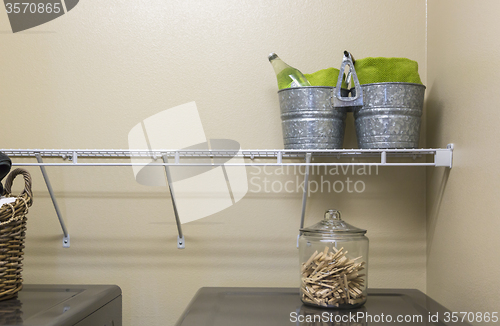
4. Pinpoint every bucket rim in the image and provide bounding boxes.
[354,82,426,89]
[278,86,350,93]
